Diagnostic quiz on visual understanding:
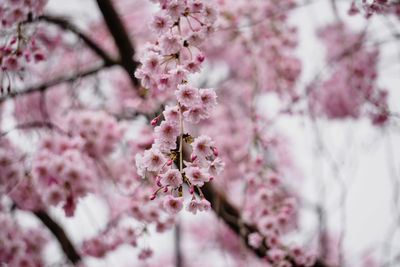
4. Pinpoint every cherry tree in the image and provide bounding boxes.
[0,0,399,266]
